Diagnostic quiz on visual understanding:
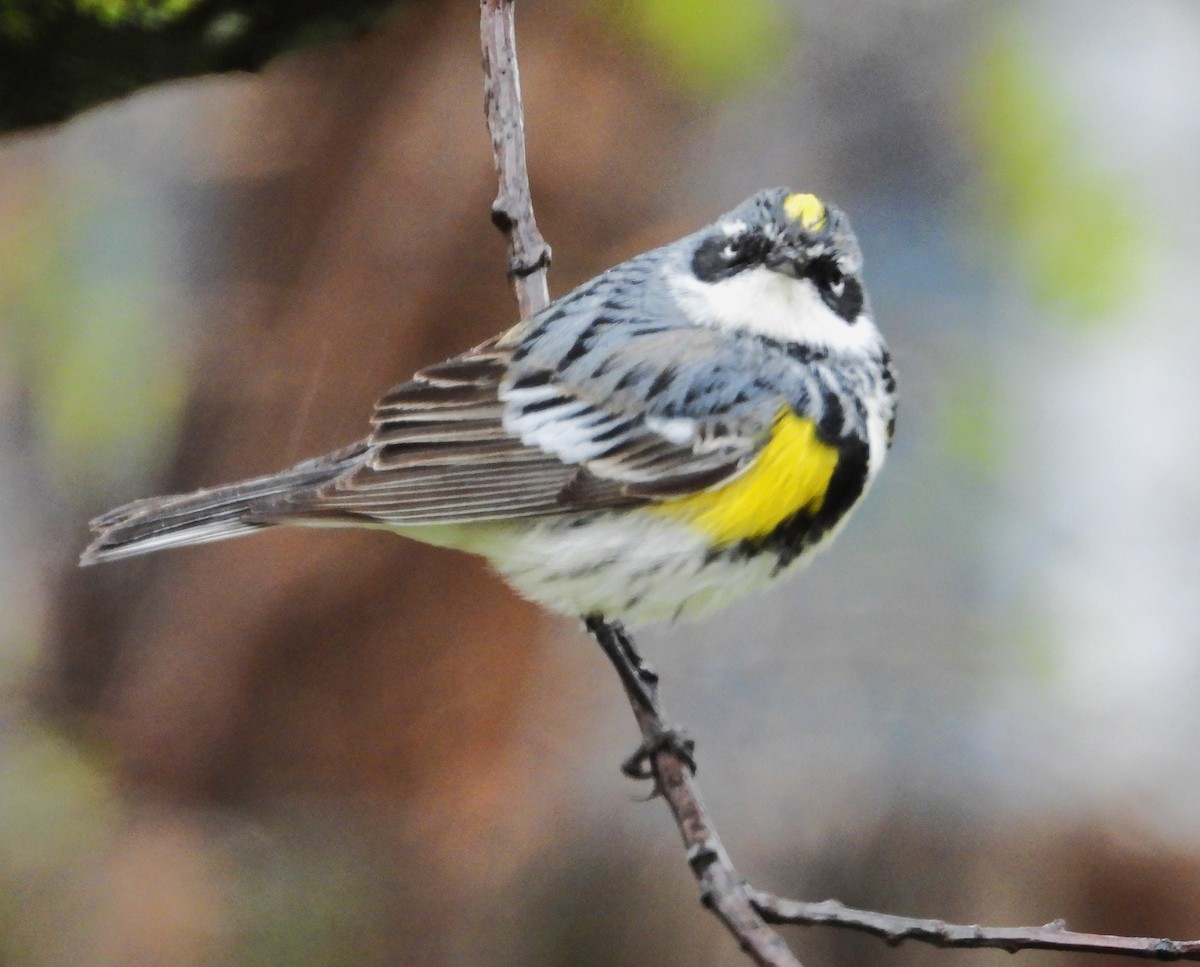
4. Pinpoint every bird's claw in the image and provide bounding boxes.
[621,726,696,780]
